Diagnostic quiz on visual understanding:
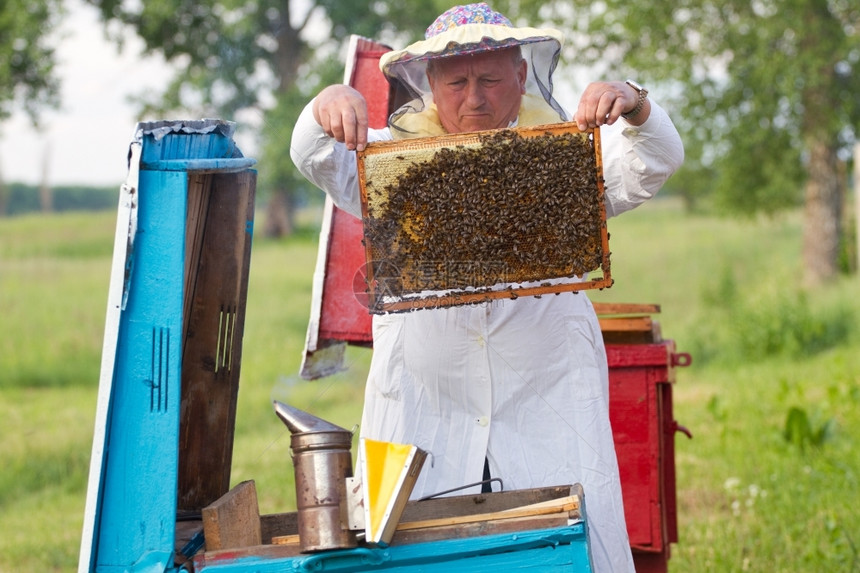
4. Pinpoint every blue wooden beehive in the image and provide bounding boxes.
[79,119,257,573]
